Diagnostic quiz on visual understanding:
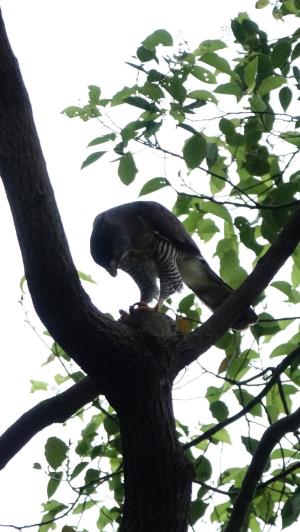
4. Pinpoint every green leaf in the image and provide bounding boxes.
[45,437,68,470]
[279,86,292,111]
[124,96,158,112]
[206,142,218,168]
[271,342,296,358]
[97,506,120,531]
[147,69,165,82]
[271,40,292,68]
[220,466,246,487]
[136,46,157,62]
[47,472,63,498]
[250,94,267,112]
[210,400,229,422]
[30,380,48,392]
[282,487,300,528]
[183,134,207,169]
[258,75,286,95]
[78,271,96,284]
[199,199,231,222]
[81,151,106,169]
[271,280,300,303]
[231,19,247,44]
[84,468,100,494]
[70,461,89,480]
[63,105,84,118]
[189,500,208,526]
[139,81,164,100]
[233,390,262,416]
[178,293,195,314]
[245,146,270,176]
[252,312,281,338]
[87,133,116,147]
[242,18,259,35]
[292,42,300,61]
[234,217,263,255]
[118,152,138,185]
[188,90,217,104]
[197,217,219,242]
[214,83,242,97]
[165,77,187,102]
[241,436,259,456]
[121,121,144,142]
[111,86,136,106]
[292,247,300,287]
[280,131,300,147]
[256,0,269,7]
[139,177,169,196]
[219,117,236,137]
[195,456,212,482]
[104,415,119,435]
[206,386,223,403]
[73,500,96,515]
[189,65,217,84]
[245,57,258,89]
[194,39,227,56]
[200,52,232,75]
[142,29,173,50]
[88,85,101,105]
[211,427,231,444]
